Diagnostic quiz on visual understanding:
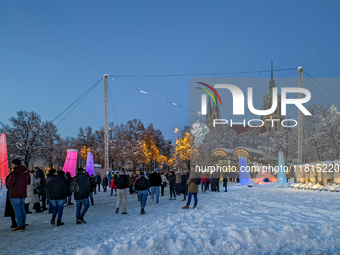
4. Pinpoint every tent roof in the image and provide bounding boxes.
[254,170,277,184]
